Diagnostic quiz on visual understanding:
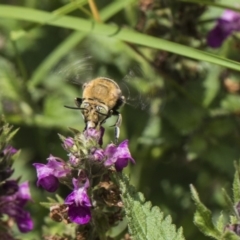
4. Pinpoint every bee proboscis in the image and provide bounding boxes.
[65,77,126,143]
